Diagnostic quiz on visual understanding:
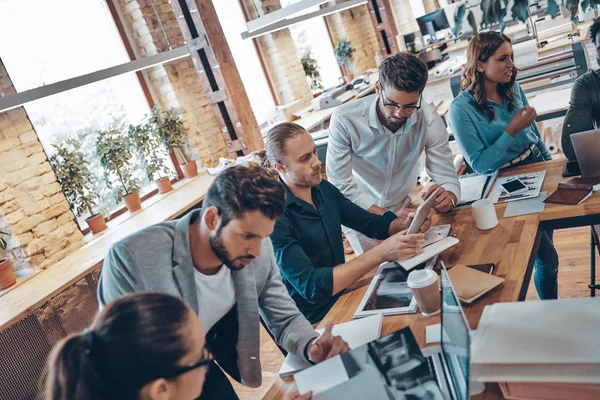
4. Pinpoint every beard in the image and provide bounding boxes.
[209,228,254,271]
[287,168,321,188]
